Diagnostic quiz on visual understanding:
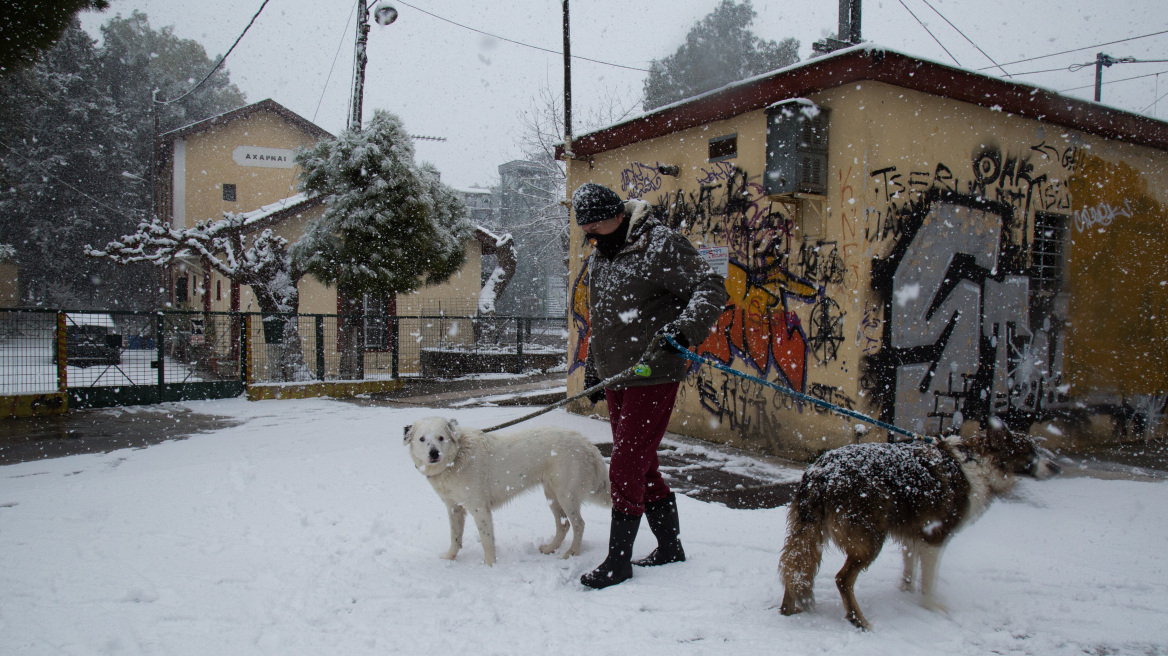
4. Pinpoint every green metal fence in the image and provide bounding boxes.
[0,309,567,409]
